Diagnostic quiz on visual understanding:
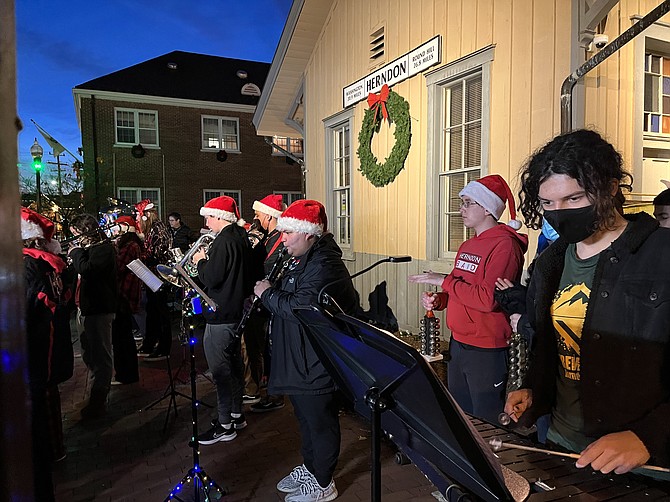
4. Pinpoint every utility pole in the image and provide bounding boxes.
[47,153,64,198]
